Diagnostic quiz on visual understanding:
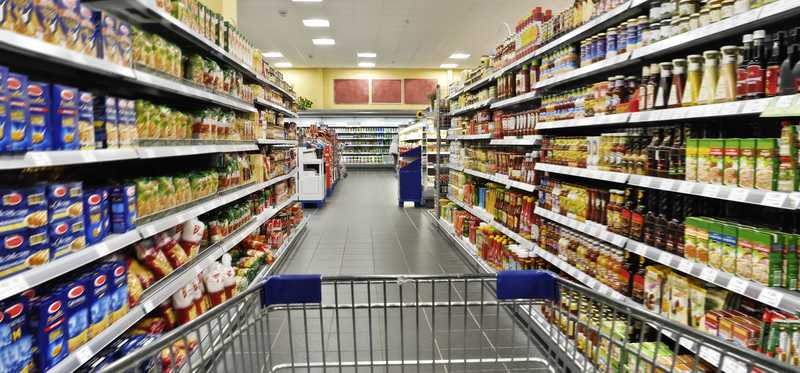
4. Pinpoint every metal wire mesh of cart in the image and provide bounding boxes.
[96,272,558,373]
